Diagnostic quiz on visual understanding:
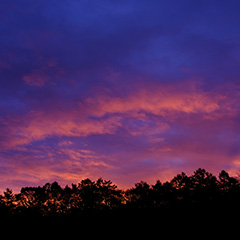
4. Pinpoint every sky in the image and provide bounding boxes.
[1,0,240,192]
